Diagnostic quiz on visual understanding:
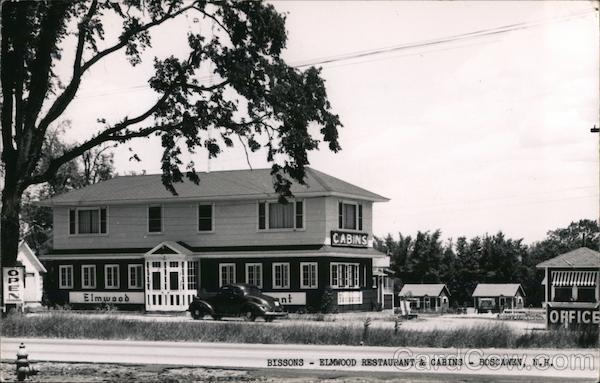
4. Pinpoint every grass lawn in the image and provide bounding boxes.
[2,312,597,349]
